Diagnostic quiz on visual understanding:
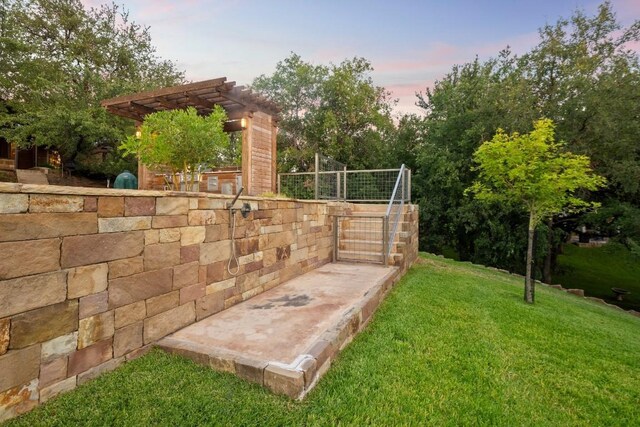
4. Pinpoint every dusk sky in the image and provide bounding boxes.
[82,0,639,115]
